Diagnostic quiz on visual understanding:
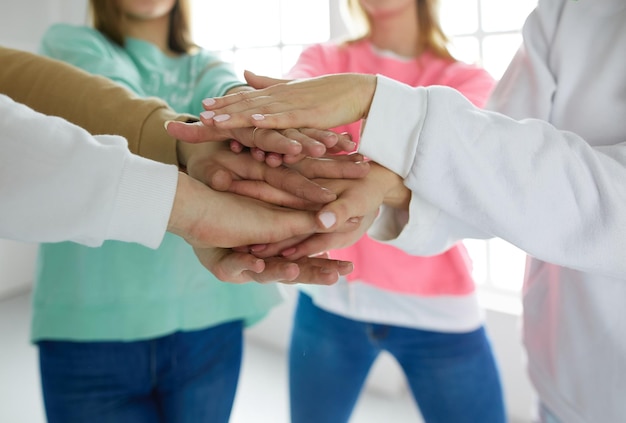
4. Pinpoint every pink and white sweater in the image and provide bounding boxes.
[288,40,495,332]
